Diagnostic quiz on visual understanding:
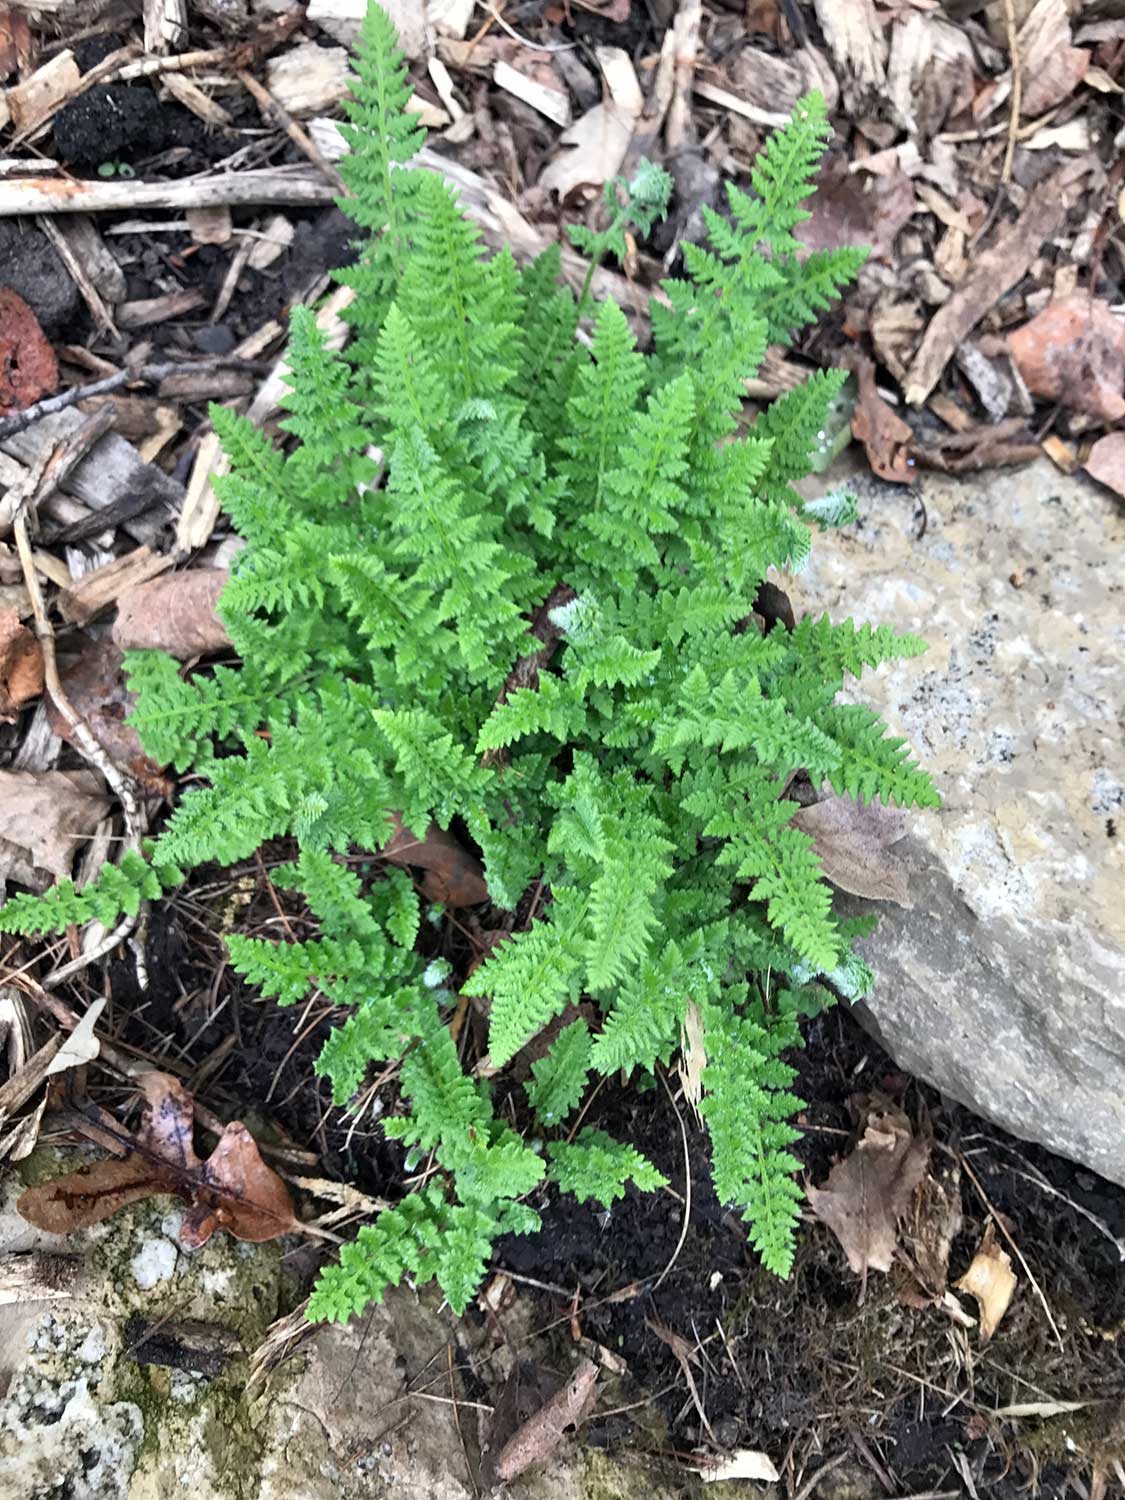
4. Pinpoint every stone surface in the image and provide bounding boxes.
[795,457,1124,1185]
[0,1157,725,1500]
